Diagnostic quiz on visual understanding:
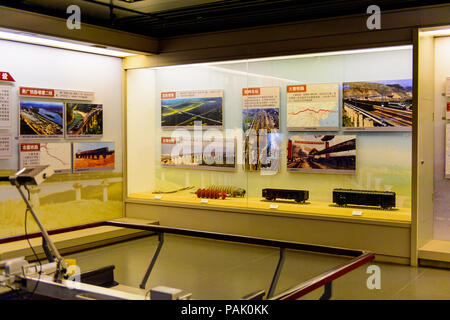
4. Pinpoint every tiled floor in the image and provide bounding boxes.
[66,234,450,300]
